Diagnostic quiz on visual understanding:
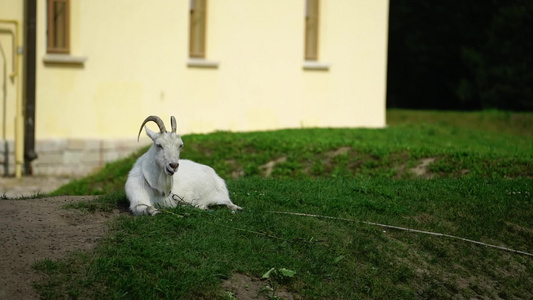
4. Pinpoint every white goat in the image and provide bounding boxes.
[125,115,242,215]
